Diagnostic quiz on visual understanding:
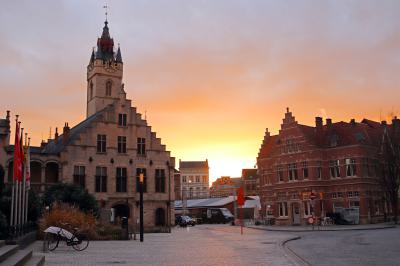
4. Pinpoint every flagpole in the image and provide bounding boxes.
[21,132,27,230]
[17,126,24,234]
[10,177,15,227]
[24,136,30,224]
